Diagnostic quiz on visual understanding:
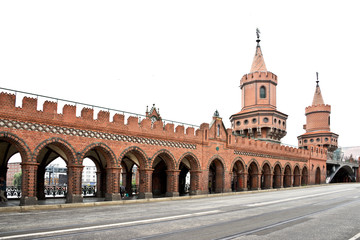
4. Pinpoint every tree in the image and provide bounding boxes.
[13,172,22,189]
